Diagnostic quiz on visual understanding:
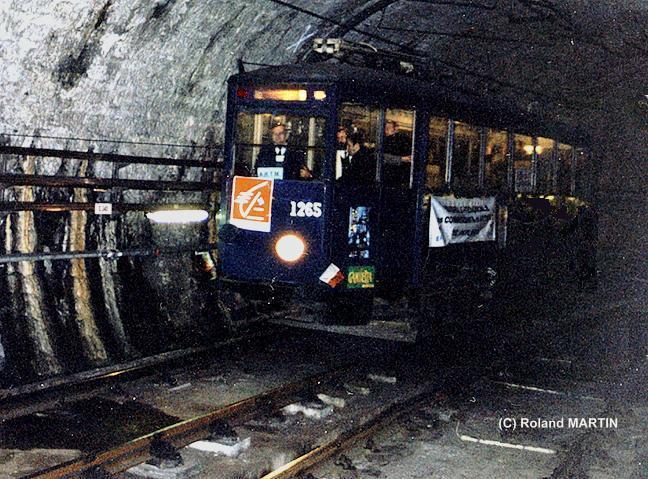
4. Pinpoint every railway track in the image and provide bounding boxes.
[259,388,435,479]
[26,367,353,478]
[6,324,626,478]
[0,334,271,421]
[21,360,453,479]
[1,314,490,479]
